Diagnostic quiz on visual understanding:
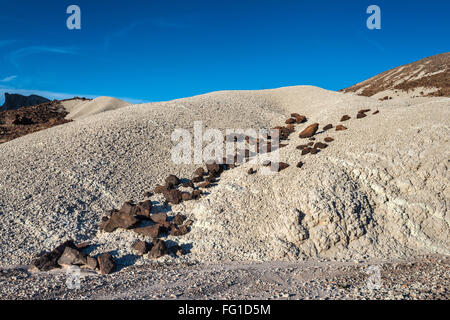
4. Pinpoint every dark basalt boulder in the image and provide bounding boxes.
[173,214,186,226]
[133,225,162,238]
[336,125,347,131]
[131,241,150,255]
[314,142,328,149]
[323,124,333,131]
[97,253,115,274]
[165,175,180,189]
[148,239,168,259]
[163,189,183,204]
[99,209,139,232]
[340,115,351,121]
[298,123,319,138]
[30,240,77,271]
[57,247,87,267]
